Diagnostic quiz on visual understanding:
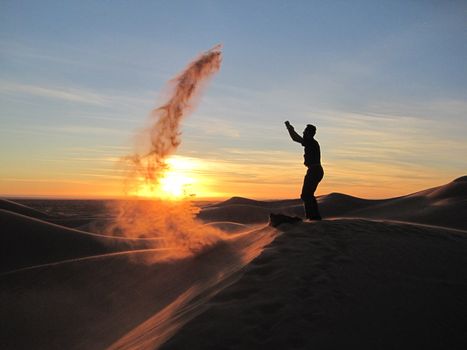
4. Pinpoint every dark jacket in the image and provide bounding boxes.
[302,137,321,167]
